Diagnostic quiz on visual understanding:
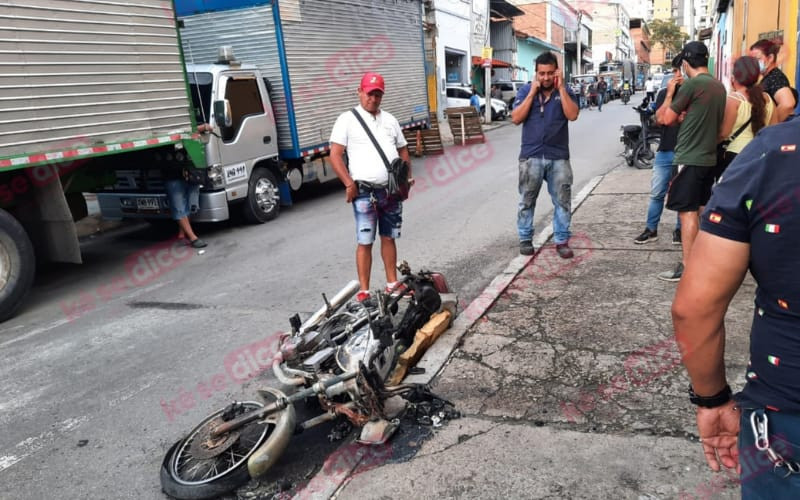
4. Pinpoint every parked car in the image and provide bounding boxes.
[445,85,508,120]
[494,80,527,108]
